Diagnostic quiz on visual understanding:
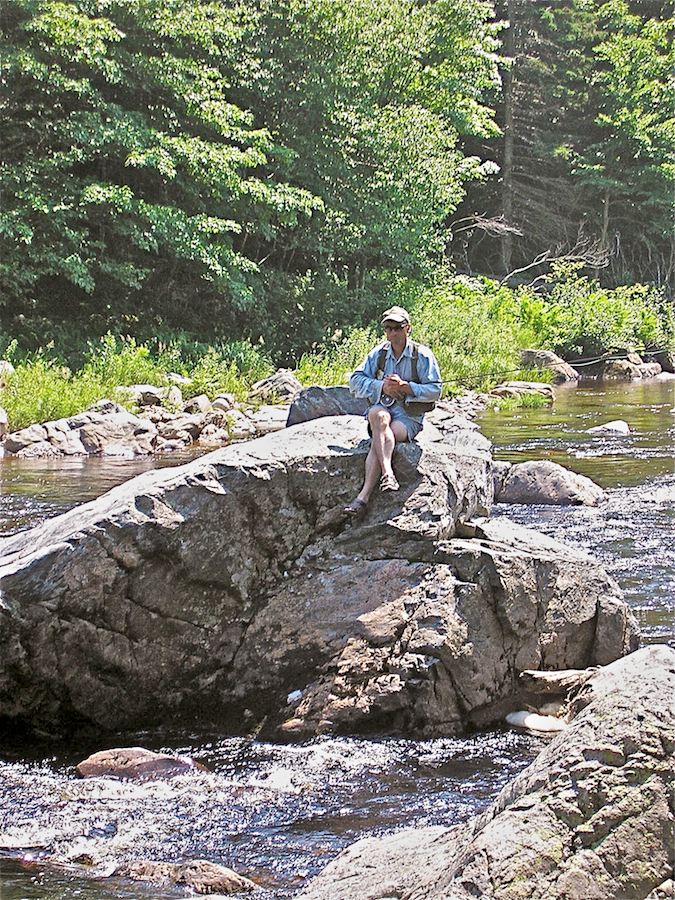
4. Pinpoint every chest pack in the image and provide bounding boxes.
[376,340,437,415]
